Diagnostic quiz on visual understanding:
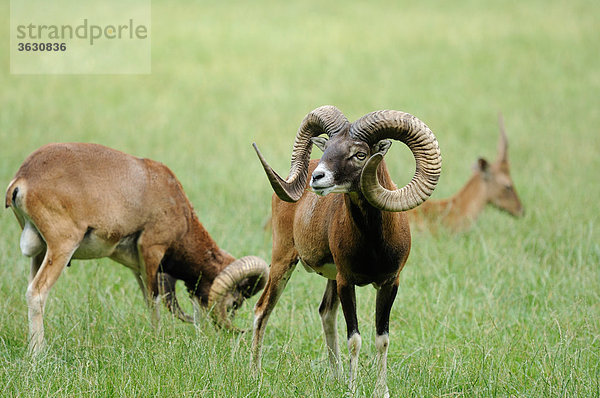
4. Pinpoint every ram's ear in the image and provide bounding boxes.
[372,139,392,156]
[311,136,328,152]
